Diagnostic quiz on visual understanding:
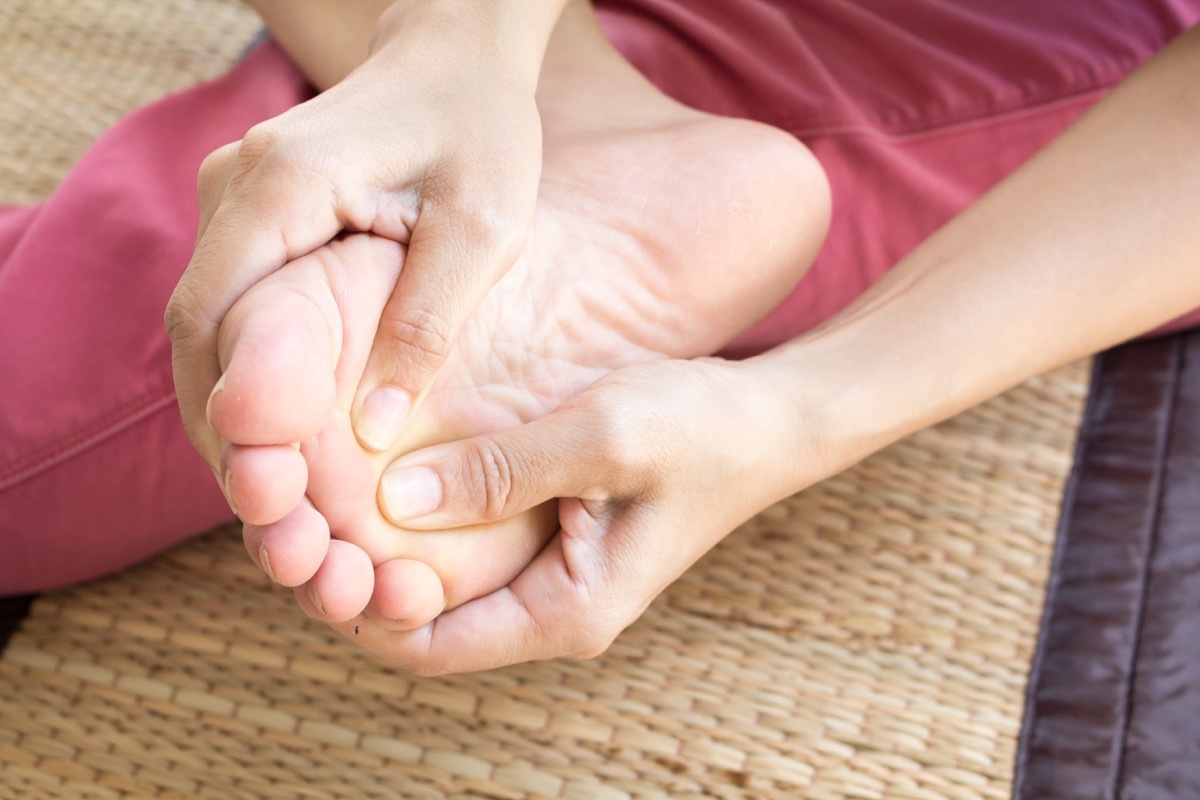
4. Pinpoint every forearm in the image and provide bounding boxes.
[245,0,570,91]
[757,24,1200,486]
[243,0,393,89]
